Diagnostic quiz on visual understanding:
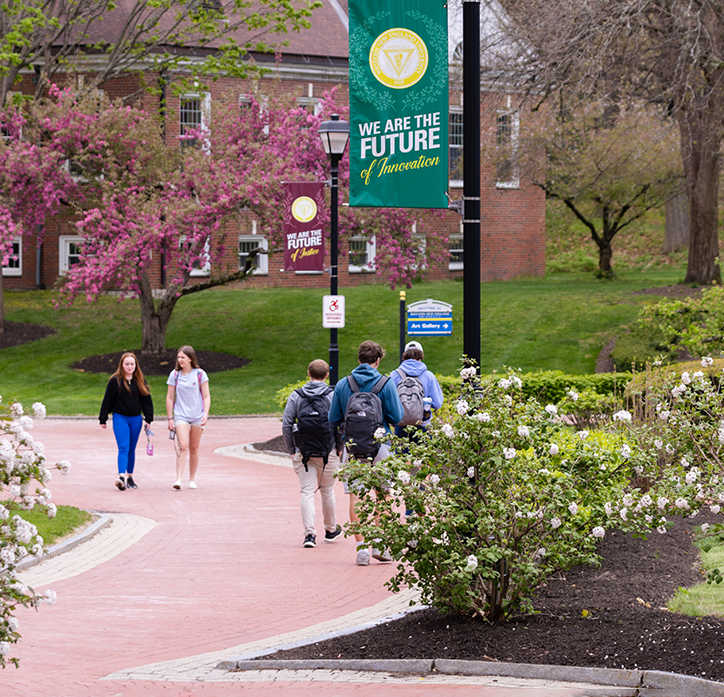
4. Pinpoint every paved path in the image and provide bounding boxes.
[2,417,616,696]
